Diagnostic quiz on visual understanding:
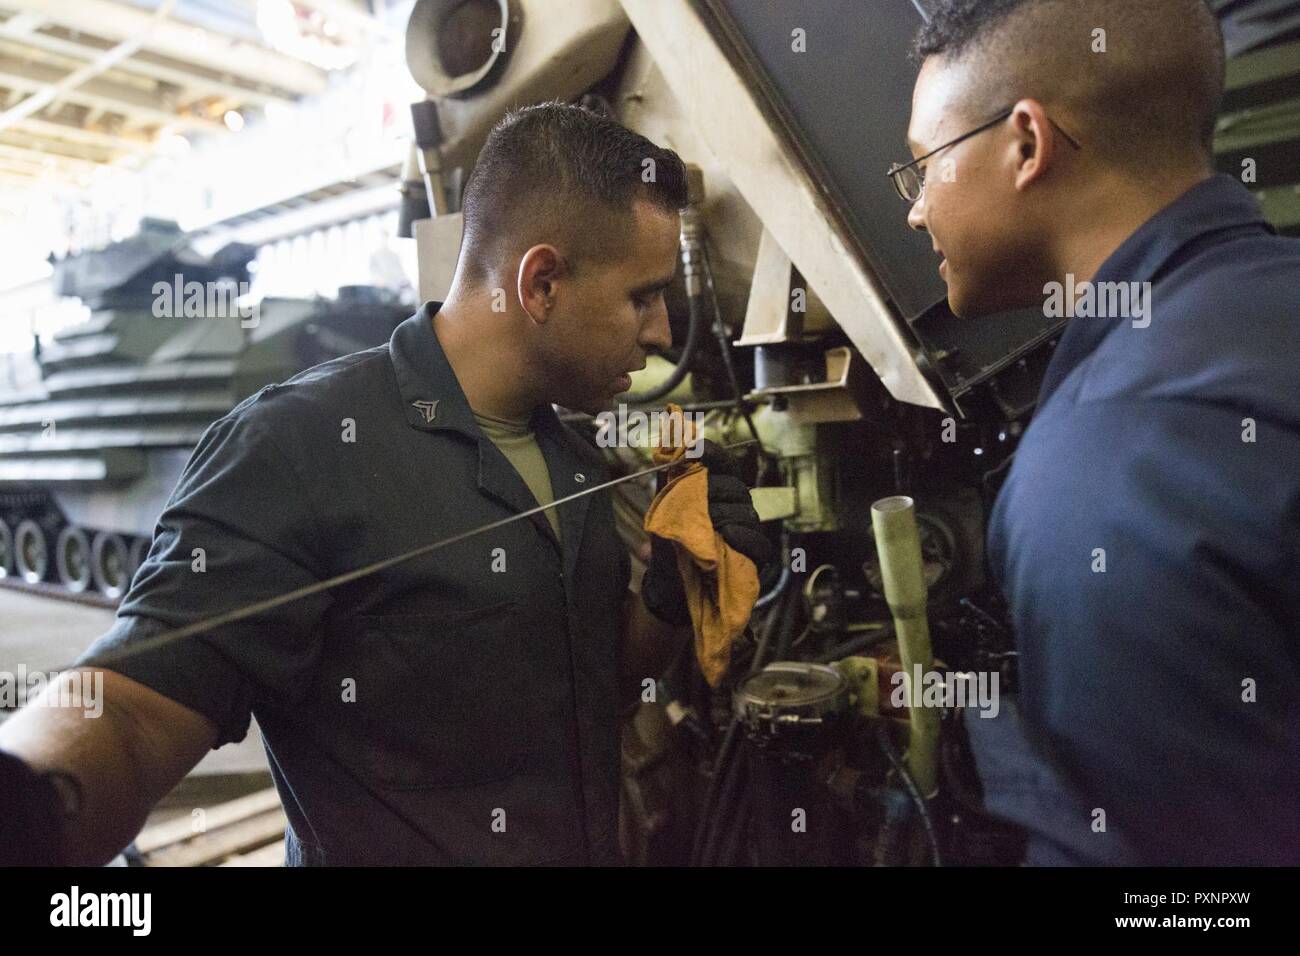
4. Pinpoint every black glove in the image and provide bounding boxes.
[0,749,73,866]
[642,440,775,625]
